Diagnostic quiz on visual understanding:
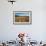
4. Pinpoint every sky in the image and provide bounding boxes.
[15,13,29,16]
[15,12,32,16]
